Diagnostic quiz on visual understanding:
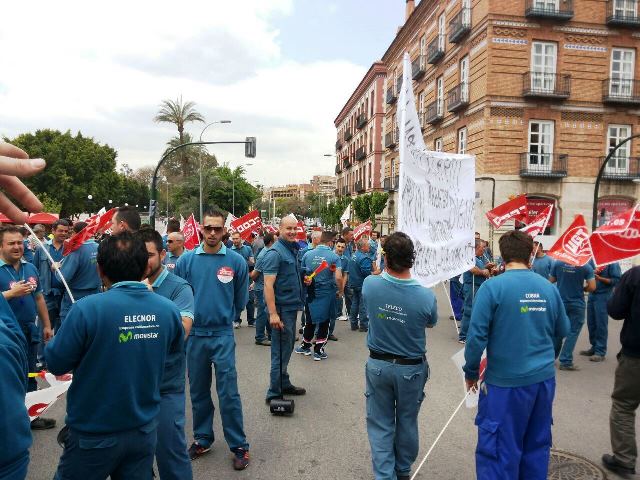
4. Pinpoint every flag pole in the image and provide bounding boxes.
[440,281,460,335]
[529,207,553,268]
